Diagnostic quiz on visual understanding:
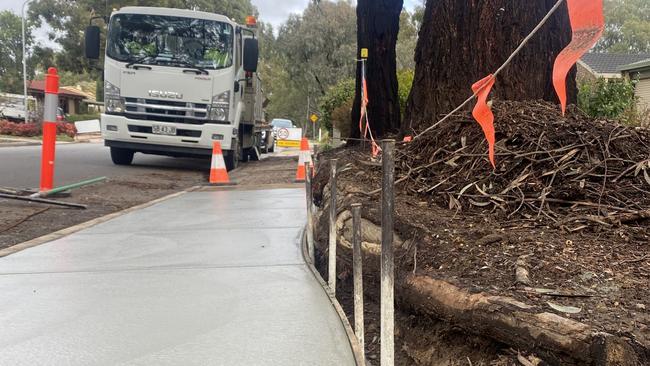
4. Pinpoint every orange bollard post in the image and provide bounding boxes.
[39,67,59,192]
